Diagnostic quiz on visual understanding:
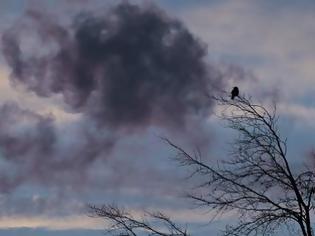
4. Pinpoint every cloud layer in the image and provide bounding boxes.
[2,2,225,130]
[0,1,236,196]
